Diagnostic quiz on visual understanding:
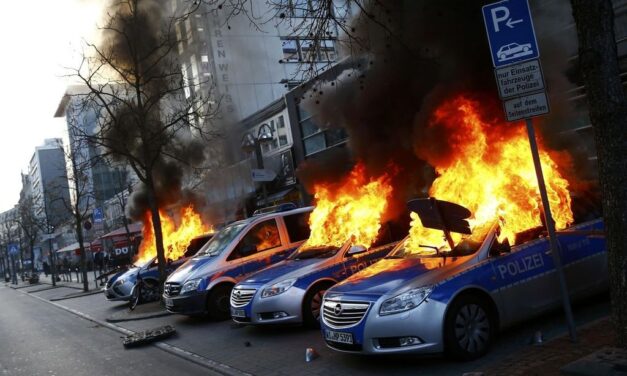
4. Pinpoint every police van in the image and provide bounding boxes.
[163,205,313,319]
